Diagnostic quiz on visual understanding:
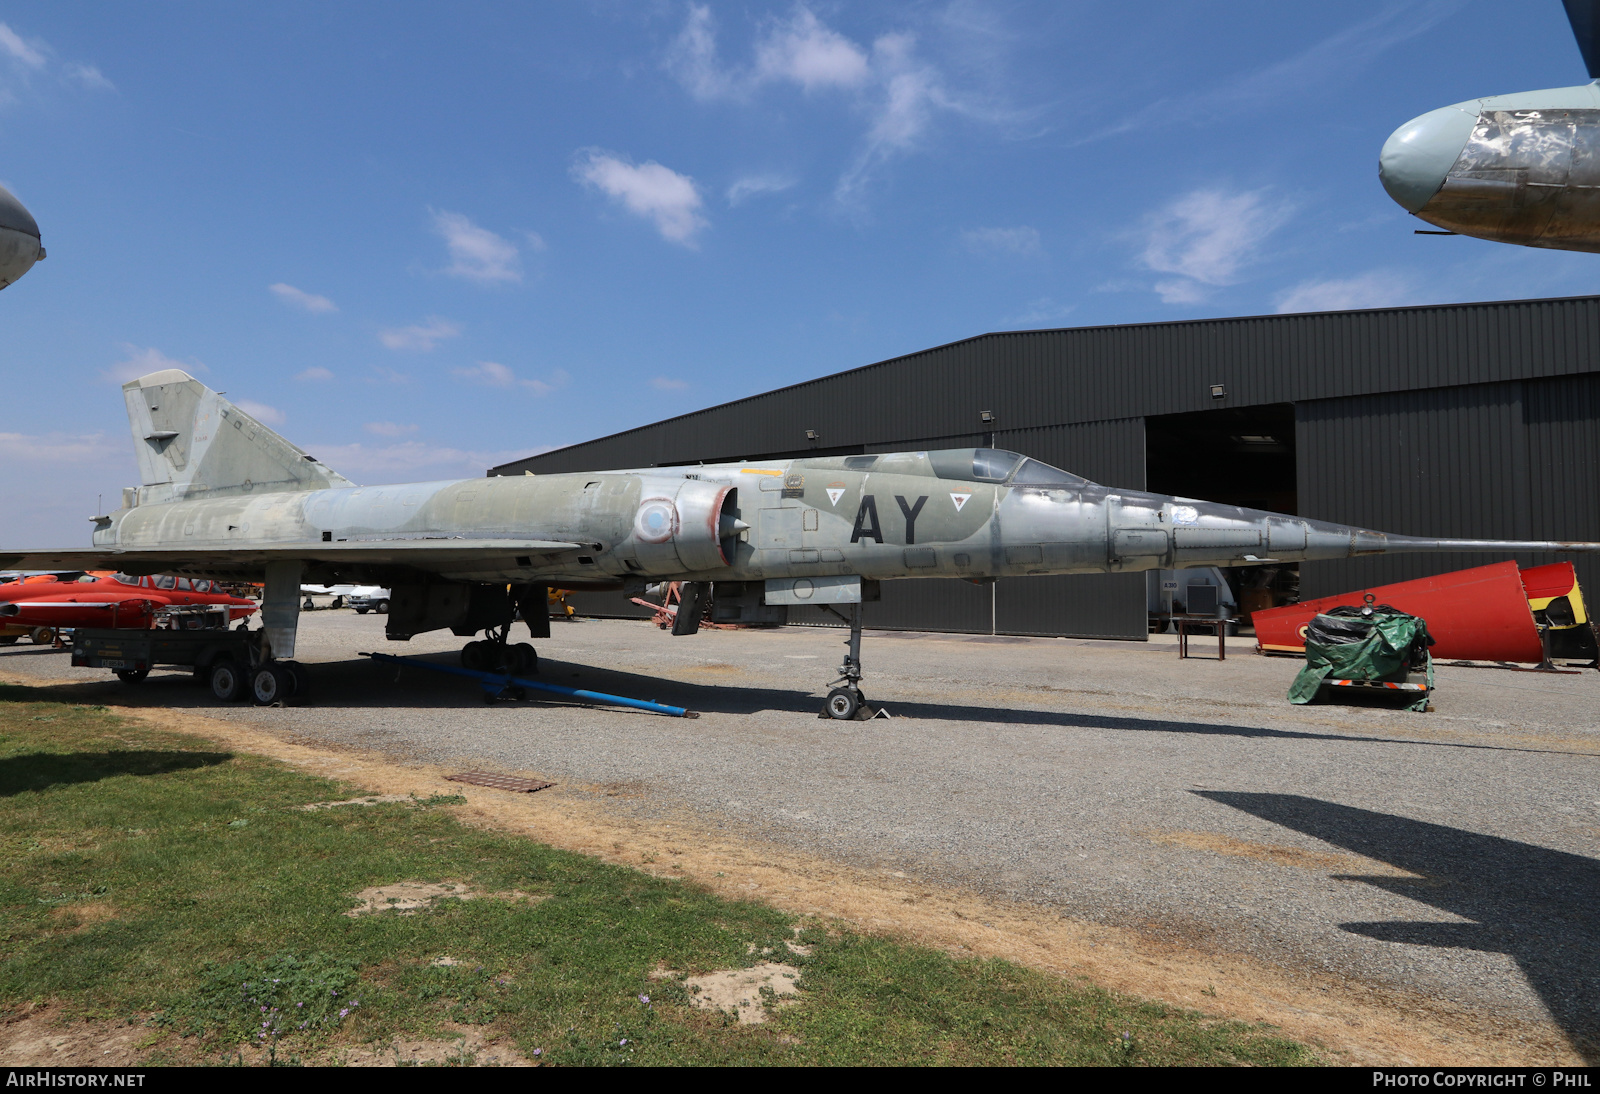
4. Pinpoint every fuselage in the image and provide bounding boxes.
[1380,82,1600,252]
[91,448,1395,588]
